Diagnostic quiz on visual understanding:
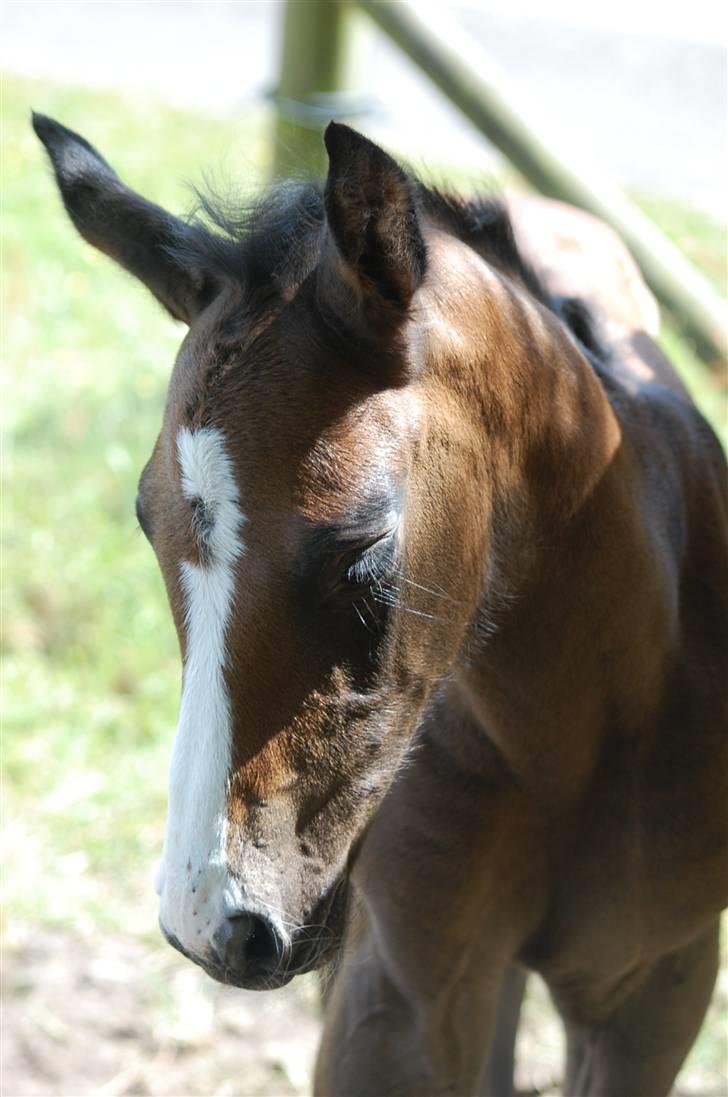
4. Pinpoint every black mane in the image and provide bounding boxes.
[170,176,605,359]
